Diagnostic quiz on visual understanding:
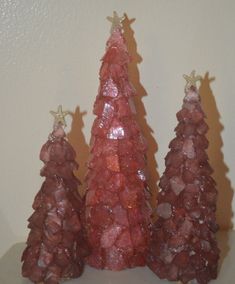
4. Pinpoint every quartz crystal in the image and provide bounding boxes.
[147,85,219,284]
[84,25,151,270]
[21,124,89,284]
